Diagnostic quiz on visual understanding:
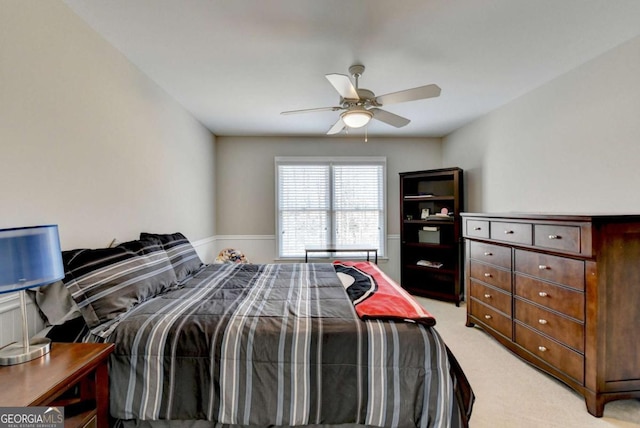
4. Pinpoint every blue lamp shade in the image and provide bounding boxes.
[0,225,64,292]
[0,225,64,365]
